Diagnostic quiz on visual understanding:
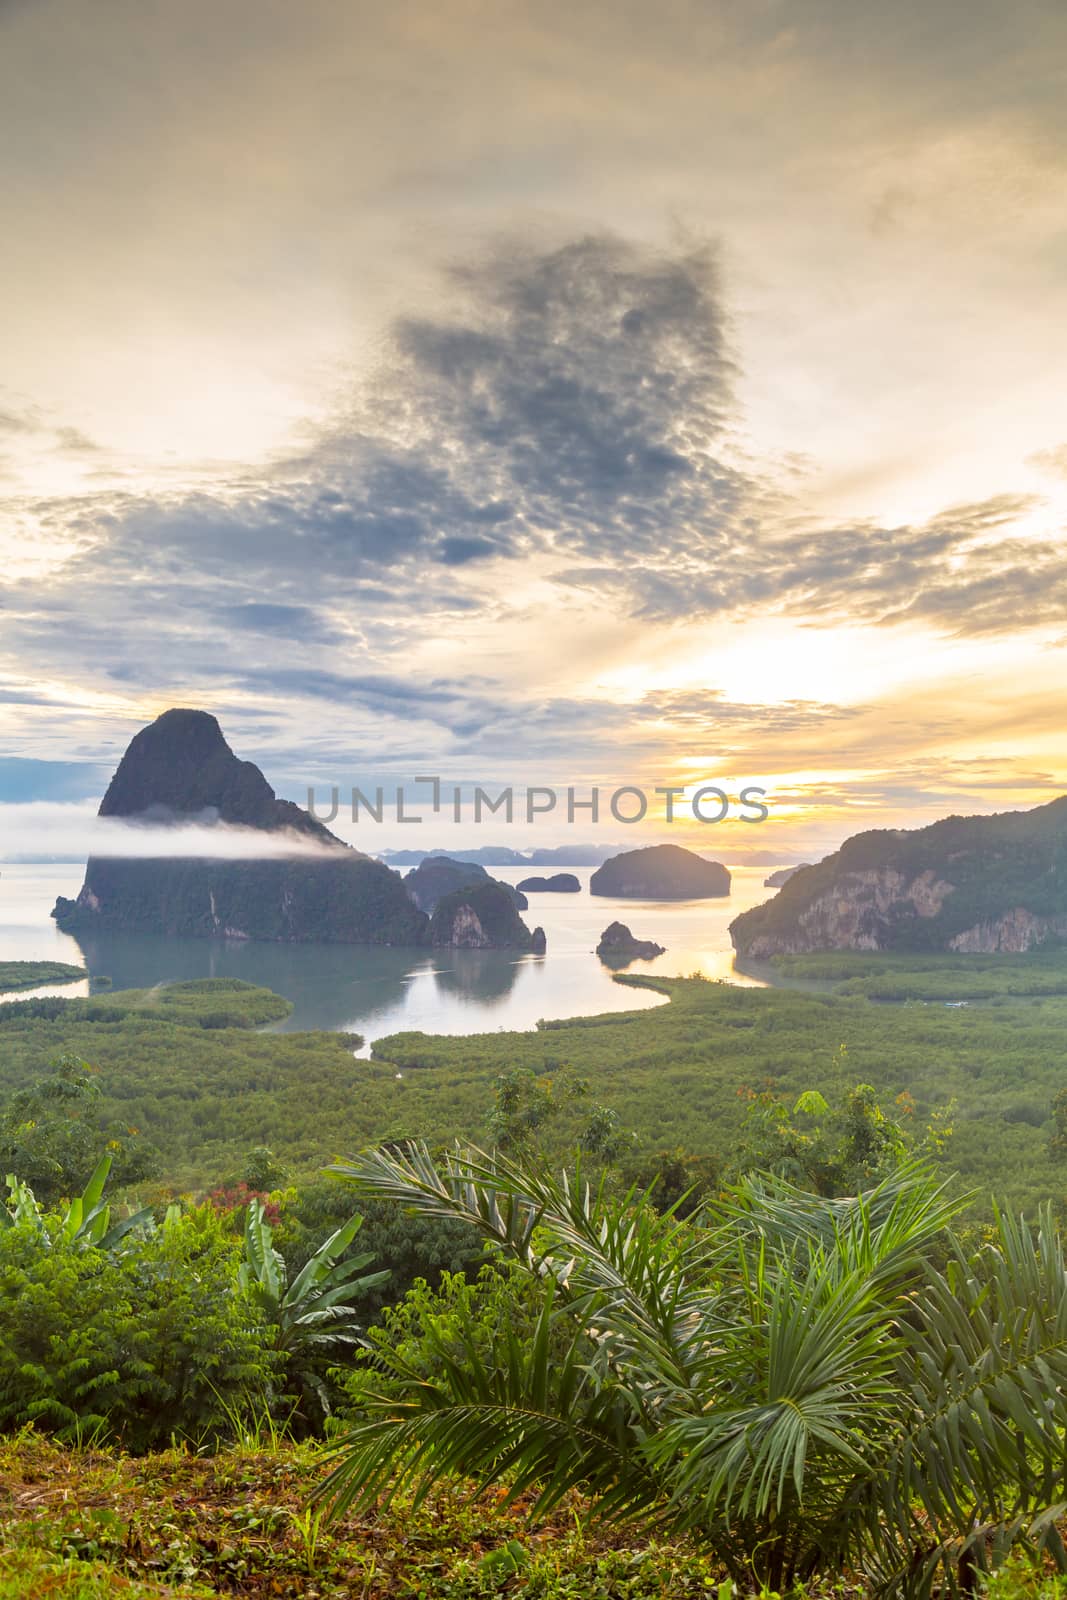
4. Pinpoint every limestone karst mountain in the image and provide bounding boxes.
[731,796,1067,956]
